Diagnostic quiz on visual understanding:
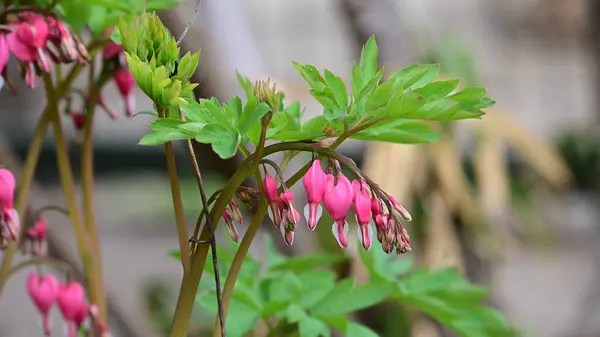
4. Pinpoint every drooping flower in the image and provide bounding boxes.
[0,35,9,74]
[71,112,85,130]
[278,191,300,245]
[114,68,136,117]
[228,199,243,224]
[223,210,239,242]
[27,218,47,256]
[352,179,373,250]
[102,41,123,60]
[0,168,16,209]
[27,273,60,336]
[386,193,412,221]
[302,160,327,230]
[323,174,353,248]
[263,174,282,228]
[57,281,86,321]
